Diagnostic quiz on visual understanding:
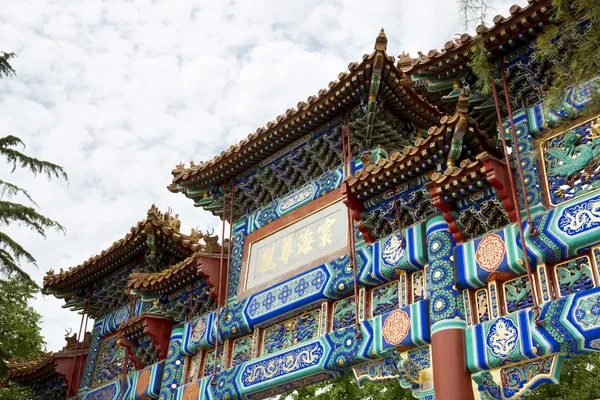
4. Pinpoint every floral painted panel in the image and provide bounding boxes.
[187,352,202,383]
[203,347,224,378]
[232,335,253,367]
[554,255,595,297]
[503,277,534,314]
